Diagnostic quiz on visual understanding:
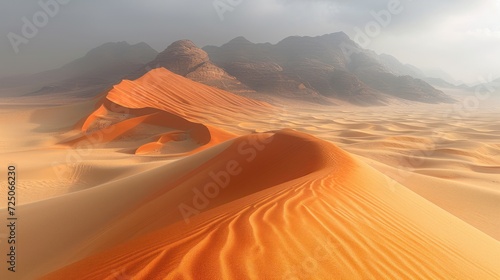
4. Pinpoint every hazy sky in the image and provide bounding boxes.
[1,0,499,84]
